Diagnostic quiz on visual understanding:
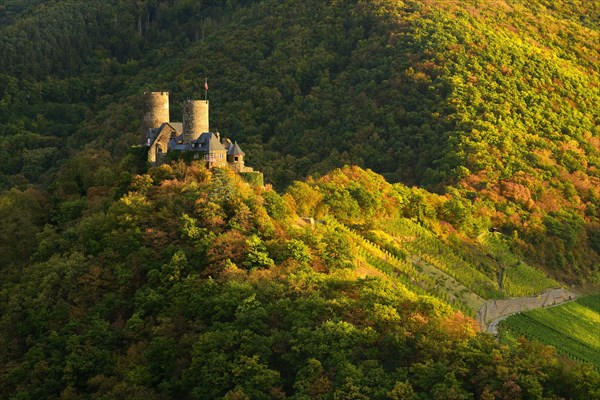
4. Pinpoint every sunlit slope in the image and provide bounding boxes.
[289,166,563,317]
[2,162,598,398]
[499,294,600,368]
[0,0,598,280]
